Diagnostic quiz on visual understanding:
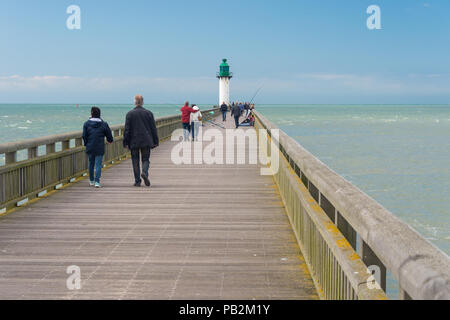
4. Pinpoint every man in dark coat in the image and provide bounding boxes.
[82,106,114,188]
[231,103,242,128]
[123,95,159,187]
